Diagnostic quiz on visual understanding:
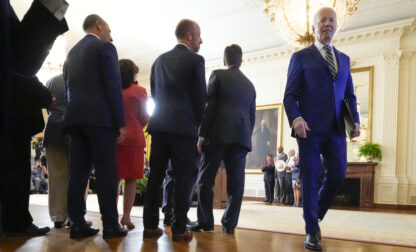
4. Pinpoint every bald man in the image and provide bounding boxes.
[143,19,206,242]
[283,7,360,251]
